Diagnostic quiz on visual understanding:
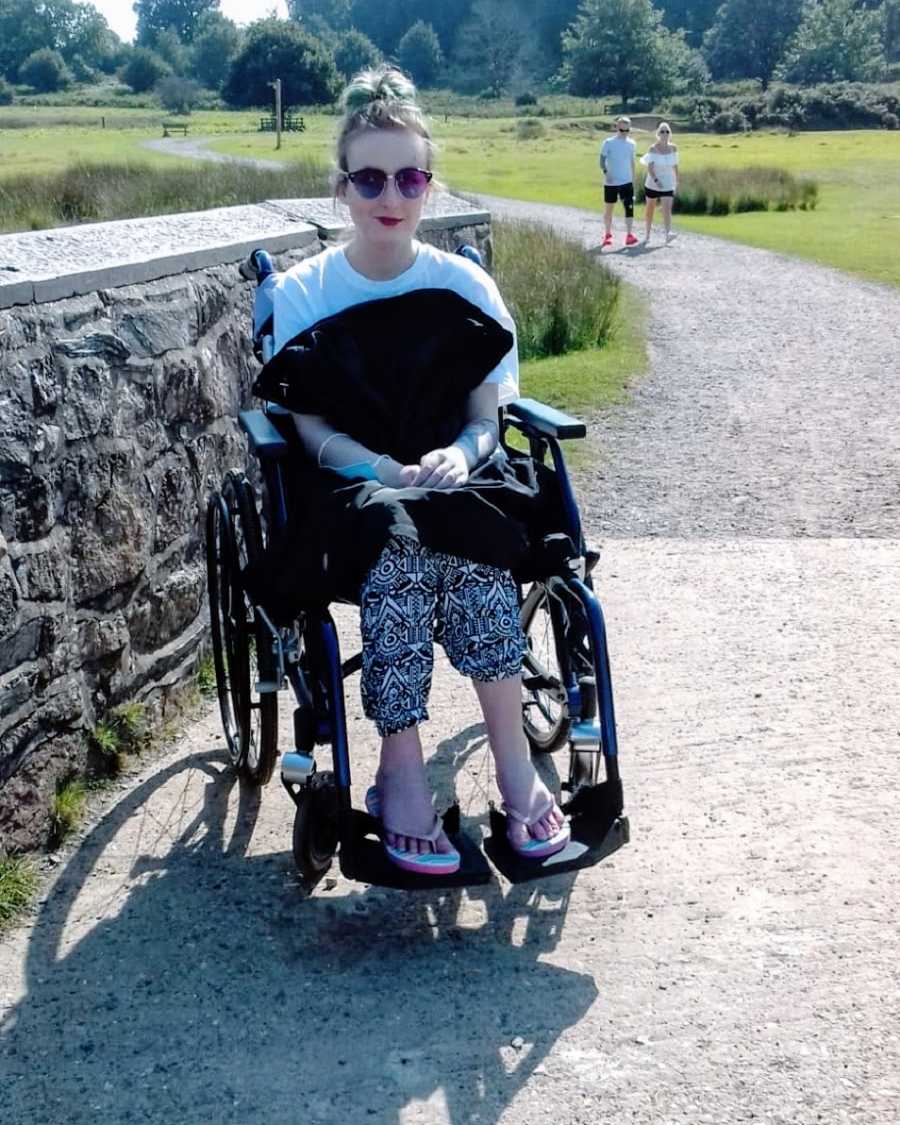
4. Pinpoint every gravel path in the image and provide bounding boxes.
[142,135,285,171]
[2,198,899,1125]
[476,194,900,538]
